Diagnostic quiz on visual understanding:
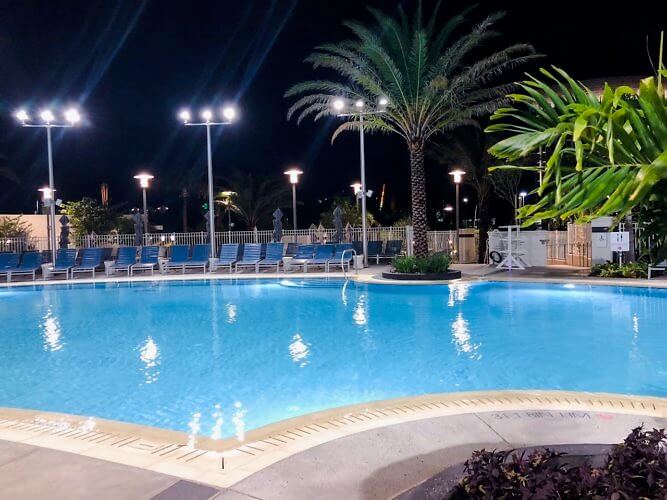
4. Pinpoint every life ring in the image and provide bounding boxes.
[489,251,502,264]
